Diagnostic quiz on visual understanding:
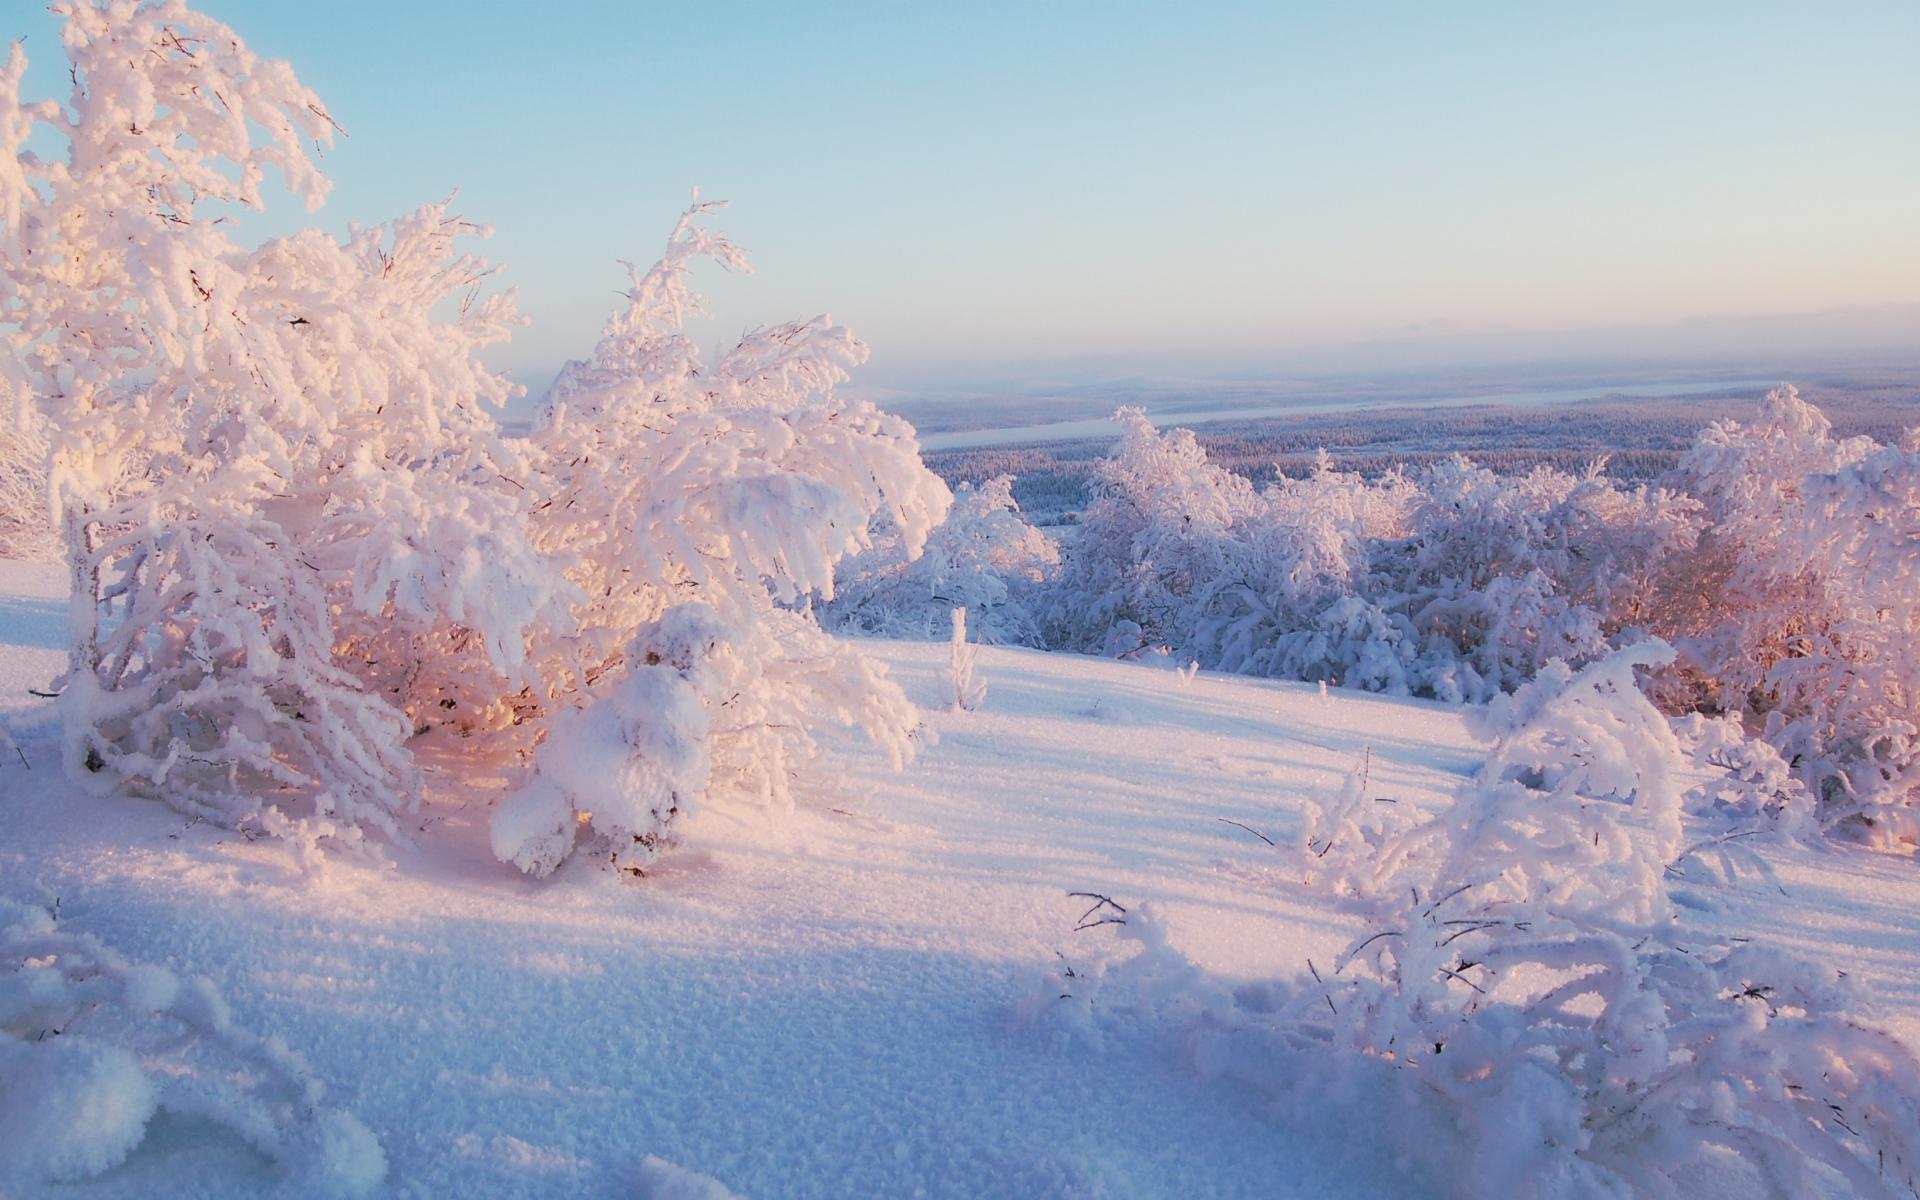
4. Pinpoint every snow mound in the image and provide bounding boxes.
[0,1033,156,1182]
[0,898,384,1194]
[636,1154,746,1200]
